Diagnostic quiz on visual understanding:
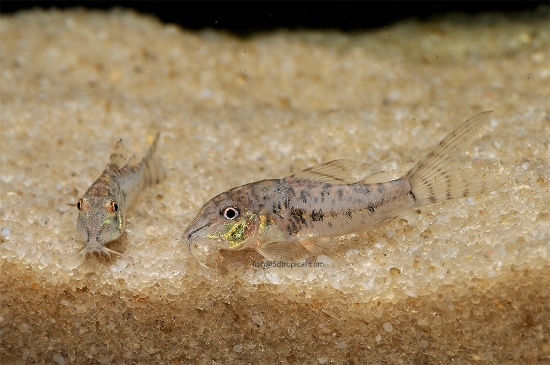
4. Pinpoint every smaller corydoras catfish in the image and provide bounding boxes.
[77,133,163,256]
[183,111,498,267]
